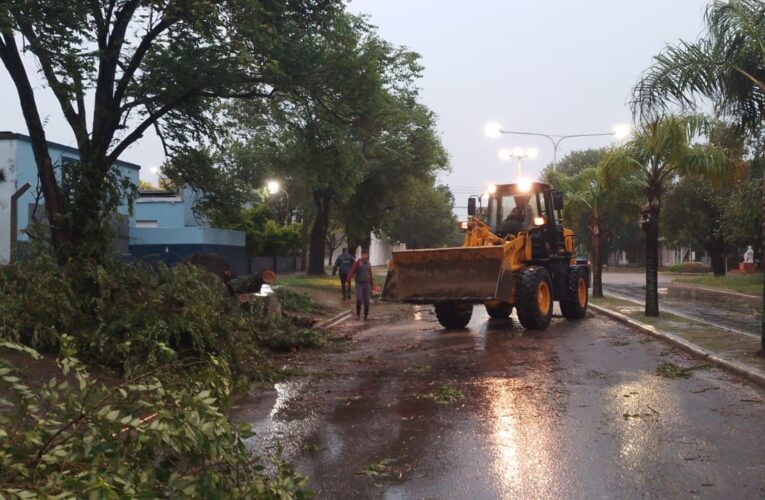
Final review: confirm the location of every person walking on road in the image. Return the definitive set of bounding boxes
[346,249,374,320]
[332,247,356,300]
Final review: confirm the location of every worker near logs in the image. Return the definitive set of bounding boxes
[332,247,356,300]
[346,249,374,320]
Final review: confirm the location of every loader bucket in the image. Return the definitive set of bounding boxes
[382,246,505,303]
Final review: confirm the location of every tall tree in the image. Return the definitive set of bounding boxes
[0,0,340,263]
[340,100,448,251]
[218,14,446,274]
[387,183,458,250]
[600,115,729,316]
[631,0,765,345]
[662,180,728,274]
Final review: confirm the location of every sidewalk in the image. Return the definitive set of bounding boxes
[590,295,765,386]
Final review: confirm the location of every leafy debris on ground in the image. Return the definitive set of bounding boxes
[429,385,464,405]
[360,458,394,478]
[403,363,430,375]
[656,362,694,378]
[610,339,630,347]
[655,362,709,379]
[302,442,325,453]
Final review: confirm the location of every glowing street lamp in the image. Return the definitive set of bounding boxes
[486,122,632,170]
[266,180,281,195]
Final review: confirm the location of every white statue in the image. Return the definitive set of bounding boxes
[744,245,754,264]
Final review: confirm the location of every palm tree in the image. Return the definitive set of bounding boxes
[600,115,729,316]
[631,0,765,344]
[552,167,640,298]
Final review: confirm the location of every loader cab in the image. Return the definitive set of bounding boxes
[486,181,551,234]
[485,181,564,256]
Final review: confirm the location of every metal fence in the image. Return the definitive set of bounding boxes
[250,256,299,275]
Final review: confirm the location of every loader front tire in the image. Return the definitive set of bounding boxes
[485,301,513,319]
[560,266,588,320]
[516,267,553,330]
[435,301,473,329]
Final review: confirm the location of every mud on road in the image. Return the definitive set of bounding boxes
[231,302,765,499]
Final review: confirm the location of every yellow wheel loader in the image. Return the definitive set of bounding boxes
[381,180,590,330]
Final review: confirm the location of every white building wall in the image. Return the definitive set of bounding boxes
[0,139,18,263]
[368,233,405,267]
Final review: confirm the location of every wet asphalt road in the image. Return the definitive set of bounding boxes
[232,304,765,499]
[602,273,761,338]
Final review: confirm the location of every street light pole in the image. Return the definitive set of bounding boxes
[499,147,537,177]
[486,123,631,170]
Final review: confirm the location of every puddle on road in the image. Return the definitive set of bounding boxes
[233,379,320,460]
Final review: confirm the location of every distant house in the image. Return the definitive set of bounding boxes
[130,187,248,274]
[348,233,405,267]
[0,131,246,272]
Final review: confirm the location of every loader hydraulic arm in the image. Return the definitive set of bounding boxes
[463,217,506,247]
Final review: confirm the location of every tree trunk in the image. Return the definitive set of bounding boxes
[0,37,69,261]
[308,189,331,275]
[761,165,765,352]
[590,216,603,298]
[300,214,310,272]
[643,195,660,317]
[708,239,726,277]
[68,160,111,260]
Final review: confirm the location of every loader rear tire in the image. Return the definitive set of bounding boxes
[435,301,473,329]
[485,301,513,319]
[560,266,588,320]
[516,267,553,330]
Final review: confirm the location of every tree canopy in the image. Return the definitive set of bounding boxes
[0,0,343,261]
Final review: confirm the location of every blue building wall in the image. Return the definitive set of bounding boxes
[1,132,247,271]
[134,195,186,227]
[5,133,140,240]
[129,227,248,274]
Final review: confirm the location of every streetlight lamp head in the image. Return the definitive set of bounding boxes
[149,166,159,175]
[498,148,512,161]
[485,122,503,139]
[266,180,280,195]
[613,124,632,140]
[526,148,538,159]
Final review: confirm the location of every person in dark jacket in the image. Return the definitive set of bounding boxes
[332,248,356,300]
[346,249,374,320]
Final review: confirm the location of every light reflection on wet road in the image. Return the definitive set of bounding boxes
[231,305,765,499]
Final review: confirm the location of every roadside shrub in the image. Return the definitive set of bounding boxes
[681,262,711,273]
[664,262,711,273]
[0,339,310,498]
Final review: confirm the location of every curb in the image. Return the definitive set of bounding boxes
[589,303,765,388]
[669,281,760,301]
[314,310,353,330]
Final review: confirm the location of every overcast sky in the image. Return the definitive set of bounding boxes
[1,0,710,216]
[346,0,710,216]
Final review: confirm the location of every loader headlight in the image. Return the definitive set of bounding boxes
[517,177,533,193]
[485,183,497,195]
[458,221,469,231]
[534,216,546,226]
